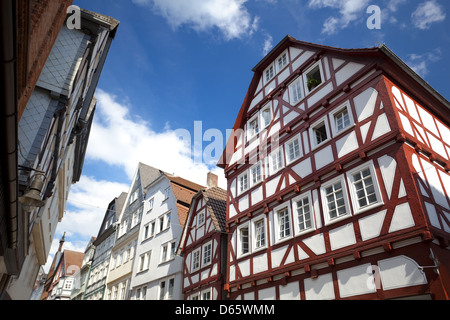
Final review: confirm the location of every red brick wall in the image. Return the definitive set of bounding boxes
[17,0,73,121]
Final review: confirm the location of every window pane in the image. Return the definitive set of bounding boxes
[297,197,312,231]
[352,168,378,209]
[278,208,291,239]
[254,220,265,248]
[241,227,249,254]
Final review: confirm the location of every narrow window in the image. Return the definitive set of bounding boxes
[289,78,303,104]
[278,53,287,70]
[250,163,262,186]
[198,210,205,226]
[240,226,249,255]
[238,172,249,193]
[159,281,166,300]
[287,137,301,163]
[248,117,259,138]
[296,197,312,231]
[325,181,347,219]
[277,208,291,239]
[261,105,271,128]
[254,219,266,249]
[203,242,212,266]
[168,278,174,299]
[269,147,284,175]
[313,121,328,146]
[192,249,200,270]
[265,65,274,82]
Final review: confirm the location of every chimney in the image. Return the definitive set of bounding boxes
[206,172,218,188]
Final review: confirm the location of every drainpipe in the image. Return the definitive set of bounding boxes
[1,0,19,251]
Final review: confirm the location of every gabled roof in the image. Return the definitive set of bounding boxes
[63,250,84,276]
[177,186,227,255]
[203,187,227,232]
[217,35,450,170]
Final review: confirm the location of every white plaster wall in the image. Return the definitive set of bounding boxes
[130,177,184,297]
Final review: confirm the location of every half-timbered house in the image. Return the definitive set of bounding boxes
[218,36,450,300]
[178,173,228,300]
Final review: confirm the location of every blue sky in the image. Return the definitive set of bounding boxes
[46,0,449,270]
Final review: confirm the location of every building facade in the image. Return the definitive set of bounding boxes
[105,163,162,300]
[129,172,203,300]
[1,0,73,300]
[218,36,450,300]
[70,236,96,300]
[1,7,119,300]
[83,193,127,300]
[177,173,228,300]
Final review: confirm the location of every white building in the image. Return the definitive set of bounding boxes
[105,163,162,300]
[130,173,203,300]
[2,9,119,300]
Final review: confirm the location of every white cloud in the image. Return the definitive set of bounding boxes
[308,0,370,35]
[58,176,129,238]
[86,89,226,188]
[406,49,442,78]
[132,0,259,40]
[263,34,273,56]
[412,0,446,30]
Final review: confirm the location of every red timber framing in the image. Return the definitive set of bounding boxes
[178,187,228,300]
[218,35,450,300]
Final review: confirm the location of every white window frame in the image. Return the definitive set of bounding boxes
[202,241,212,267]
[138,250,151,272]
[236,222,250,258]
[251,216,267,252]
[292,191,315,236]
[147,197,154,212]
[249,161,262,188]
[276,50,288,73]
[201,288,212,300]
[260,103,272,129]
[191,247,201,272]
[149,220,156,237]
[160,240,176,264]
[303,61,324,94]
[346,161,383,215]
[329,101,354,137]
[158,277,175,300]
[273,203,293,244]
[267,146,285,176]
[238,170,249,195]
[163,187,170,201]
[285,134,302,165]
[197,209,205,227]
[246,113,260,141]
[264,63,275,84]
[321,175,351,226]
[309,116,331,150]
[288,76,304,106]
[129,190,138,204]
